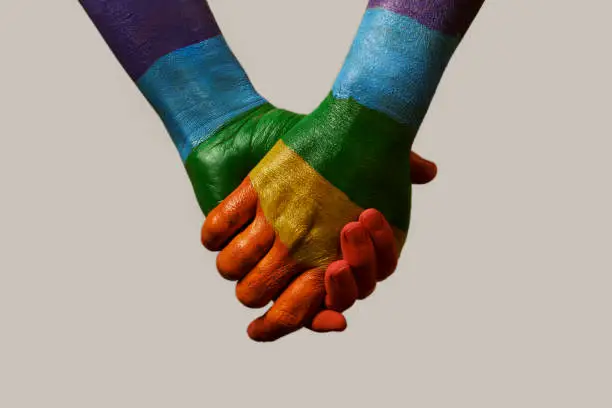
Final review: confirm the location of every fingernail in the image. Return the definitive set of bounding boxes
[346,225,368,245]
[422,157,435,166]
[363,210,385,231]
[330,263,349,282]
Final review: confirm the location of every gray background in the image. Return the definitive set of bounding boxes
[1,0,611,406]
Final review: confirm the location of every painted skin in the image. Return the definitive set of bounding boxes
[202,97,422,341]
[80,0,439,336]
[188,104,438,333]
[203,0,486,341]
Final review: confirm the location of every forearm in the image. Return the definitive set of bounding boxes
[80,0,265,161]
[333,0,485,132]
[275,1,485,232]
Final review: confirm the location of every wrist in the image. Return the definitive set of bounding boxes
[80,0,221,81]
[367,0,485,38]
[137,37,266,161]
[332,7,460,129]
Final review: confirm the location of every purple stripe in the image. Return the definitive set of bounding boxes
[367,0,485,37]
[80,0,221,80]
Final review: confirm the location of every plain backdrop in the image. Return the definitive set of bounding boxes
[1,0,611,407]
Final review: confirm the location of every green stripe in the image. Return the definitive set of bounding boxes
[185,94,417,231]
[185,103,303,214]
[282,94,416,231]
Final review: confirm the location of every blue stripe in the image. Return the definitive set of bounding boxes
[332,8,460,128]
[138,36,266,161]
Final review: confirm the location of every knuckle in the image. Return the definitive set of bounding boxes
[236,283,268,309]
[201,215,228,250]
[268,309,300,329]
[207,212,226,234]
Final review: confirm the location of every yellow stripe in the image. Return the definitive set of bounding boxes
[250,140,406,268]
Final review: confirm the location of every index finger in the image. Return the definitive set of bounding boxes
[201,178,258,251]
[247,268,326,342]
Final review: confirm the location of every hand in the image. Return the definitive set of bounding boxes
[186,106,436,213]
[202,96,423,341]
[309,208,404,334]
[179,96,435,340]
[199,153,435,338]
[306,152,438,334]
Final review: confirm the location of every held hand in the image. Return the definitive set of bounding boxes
[204,171,434,341]
[203,153,436,338]
[202,97,428,341]
[82,0,481,342]
[309,208,403,333]
[309,152,437,334]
